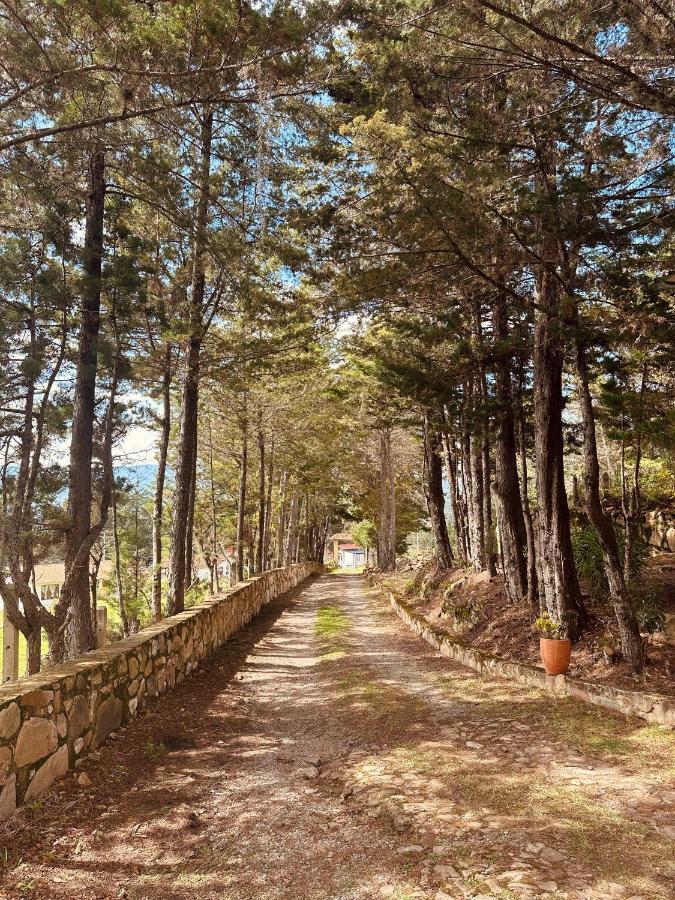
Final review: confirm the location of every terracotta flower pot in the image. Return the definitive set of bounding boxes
[539,637,572,675]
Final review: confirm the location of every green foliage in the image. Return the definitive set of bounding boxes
[631,589,666,635]
[535,613,564,639]
[639,458,675,502]
[99,487,154,628]
[185,580,210,609]
[401,577,416,596]
[572,522,648,596]
[143,740,167,759]
[441,594,477,631]
[351,519,377,550]
[571,524,608,596]
[621,532,649,583]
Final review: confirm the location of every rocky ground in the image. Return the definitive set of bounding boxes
[0,573,673,899]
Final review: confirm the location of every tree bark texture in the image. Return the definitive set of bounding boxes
[423,412,454,571]
[467,379,486,571]
[492,293,528,602]
[236,418,248,580]
[377,427,397,572]
[255,427,265,574]
[152,343,172,621]
[532,246,586,638]
[283,493,299,566]
[574,337,644,671]
[168,108,213,615]
[64,146,105,655]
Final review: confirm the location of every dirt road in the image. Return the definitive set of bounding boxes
[1,574,673,899]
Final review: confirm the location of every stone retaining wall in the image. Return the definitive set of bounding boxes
[384,588,675,729]
[645,509,675,552]
[0,563,320,819]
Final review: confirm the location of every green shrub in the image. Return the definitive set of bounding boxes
[620,530,649,582]
[639,458,675,503]
[571,522,647,596]
[632,589,666,634]
[143,739,167,758]
[534,612,564,638]
[572,524,607,595]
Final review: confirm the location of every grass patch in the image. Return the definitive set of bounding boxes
[315,605,349,638]
[320,646,347,661]
[538,701,675,776]
[143,739,167,759]
[334,666,420,721]
[315,605,350,664]
[433,670,675,778]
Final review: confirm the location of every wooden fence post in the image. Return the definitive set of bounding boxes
[2,609,19,682]
[96,607,107,648]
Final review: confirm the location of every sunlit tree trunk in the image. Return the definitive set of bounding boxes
[64,146,105,655]
[152,343,172,620]
[492,291,528,601]
[168,108,212,615]
[236,415,248,581]
[377,427,397,571]
[112,485,129,637]
[467,378,486,571]
[423,412,454,571]
[574,336,644,670]
[532,224,586,637]
[255,425,265,574]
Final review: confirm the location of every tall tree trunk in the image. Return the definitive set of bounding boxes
[458,403,473,564]
[26,627,41,677]
[276,470,288,568]
[168,336,200,613]
[1,296,45,674]
[492,293,528,602]
[532,243,586,638]
[471,300,497,577]
[574,337,644,671]
[255,426,265,574]
[184,429,197,592]
[283,492,299,566]
[236,416,248,581]
[423,412,454,571]
[152,342,171,621]
[65,146,105,655]
[441,409,468,565]
[294,494,304,563]
[623,361,648,582]
[467,378,486,571]
[377,427,397,572]
[482,428,497,577]
[208,416,220,592]
[517,396,538,607]
[168,108,212,615]
[89,549,101,638]
[263,439,274,570]
[112,485,129,637]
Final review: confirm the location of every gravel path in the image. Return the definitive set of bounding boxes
[1,574,673,899]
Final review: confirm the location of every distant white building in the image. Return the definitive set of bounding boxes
[194,549,236,587]
[33,561,113,602]
[328,532,366,569]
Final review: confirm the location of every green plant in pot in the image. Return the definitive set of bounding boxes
[535,613,572,675]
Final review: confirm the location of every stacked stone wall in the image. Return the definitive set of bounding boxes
[0,563,320,818]
[380,587,675,729]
